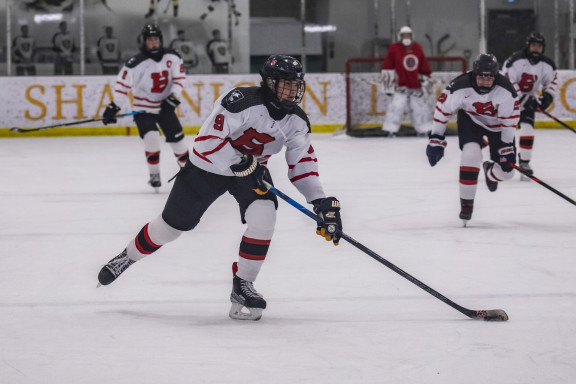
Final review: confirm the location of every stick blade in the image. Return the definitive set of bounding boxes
[474,309,508,321]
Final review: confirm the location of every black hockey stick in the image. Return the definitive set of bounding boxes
[263,181,508,321]
[537,107,576,135]
[10,111,142,133]
[511,163,576,206]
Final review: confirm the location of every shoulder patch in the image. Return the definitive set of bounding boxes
[540,55,557,70]
[163,47,182,59]
[291,107,311,133]
[494,74,517,97]
[221,87,264,113]
[504,51,525,68]
[125,52,148,68]
[447,73,473,93]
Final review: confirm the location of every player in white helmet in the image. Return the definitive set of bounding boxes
[380,26,433,137]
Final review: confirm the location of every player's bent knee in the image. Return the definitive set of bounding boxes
[148,215,184,244]
[244,200,276,239]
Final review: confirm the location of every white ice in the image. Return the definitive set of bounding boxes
[1,131,575,384]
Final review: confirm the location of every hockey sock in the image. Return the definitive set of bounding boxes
[235,200,276,282]
[126,215,183,261]
[459,143,482,200]
[143,131,161,174]
[168,140,189,167]
[518,122,534,162]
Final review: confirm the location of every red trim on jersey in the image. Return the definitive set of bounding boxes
[116,81,131,89]
[173,81,184,88]
[433,118,448,124]
[435,106,452,116]
[115,90,128,96]
[195,135,222,142]
[290,171,319,182]
[134,96,162,105]
[173,76,185,81]
[193,148,213,163]
[241,236,271,245]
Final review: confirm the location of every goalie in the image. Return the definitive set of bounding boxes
[380,26,433,137]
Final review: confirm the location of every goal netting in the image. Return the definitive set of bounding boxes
[345,56,467,136]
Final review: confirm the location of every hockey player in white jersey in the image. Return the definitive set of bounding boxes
[97,55,343,321]
[102,24,189,191]
[426,53,520,225]
[502,32,557,180]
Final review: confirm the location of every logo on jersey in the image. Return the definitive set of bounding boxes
[167,60,172,68]
[226,90,245,105]
[438,93,447,103]
[472,101,498,117]
[518,73,538,92]
[403,53,419,71]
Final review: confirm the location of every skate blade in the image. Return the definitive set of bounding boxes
[229,302,263,321]
[462,219,469,228]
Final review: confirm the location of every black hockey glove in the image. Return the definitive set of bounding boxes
[230,154,271,195]
[102,102,120,125]
[426,134,447,167]
[498,144,516,172]
[163,94,181,110]
[312,197,342,246]
[538,92,553,111]
[523,97,538,113]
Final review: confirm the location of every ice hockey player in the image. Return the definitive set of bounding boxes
[97,55,343,321]
[380,25,433,137]
[102,24,189,191]
[502,32,557,180]
[426,53,520,225]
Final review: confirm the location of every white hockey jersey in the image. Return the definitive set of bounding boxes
[207,39,231,65]
[12,36,35,62]
[97,36,120,63]
[52,32,74,58]
[502,51,557,105]
[433,73,520,143]
[114,48,185,114]
[190,87,326,203]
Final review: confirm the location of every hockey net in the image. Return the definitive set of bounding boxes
[345,56,467,134]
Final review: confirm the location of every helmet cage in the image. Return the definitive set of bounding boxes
[525,32,545,63]
[260,55,306,108]
[472,53,499,94]
[140,24,163,53]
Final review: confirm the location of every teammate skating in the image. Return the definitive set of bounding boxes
[426,53,520,226]
[502,32,557,181]
[102,24,189,191]
[98,55,342,321]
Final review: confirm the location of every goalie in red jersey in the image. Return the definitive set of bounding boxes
[380,26,433,137]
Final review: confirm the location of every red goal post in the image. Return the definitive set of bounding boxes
[345,56,467,132]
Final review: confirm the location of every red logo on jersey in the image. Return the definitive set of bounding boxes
[167,60,172,68]
[150,70,169,93]
[438,93,447,103]
[518,73,538,92]
[472,101,498,117]
[402,53,419,71]
[514,100,520,111]
[229,128,275,156]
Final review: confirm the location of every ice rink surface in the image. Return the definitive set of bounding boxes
[1,130,575,383]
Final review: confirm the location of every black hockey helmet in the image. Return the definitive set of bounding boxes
[140,24,163,52]
[525,31,545,63]
[472,53,499,94]
[260,55,306,110]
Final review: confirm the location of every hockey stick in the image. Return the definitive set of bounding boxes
[537,108,576,135]
[163,0,171,14]
[511,163,576,206]
[263,181,509,321]
[10,111,142,133]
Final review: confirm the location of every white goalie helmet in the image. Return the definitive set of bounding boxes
[398,26,413,46]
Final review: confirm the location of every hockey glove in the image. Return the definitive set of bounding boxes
[102,102,120,125]
[426,134,447,167]
[312,197,342,246]
[498,144,516,172]
[523,97,538,113]
[163,94,181,110]
[538,92,553,111]
[230,154,271,195]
